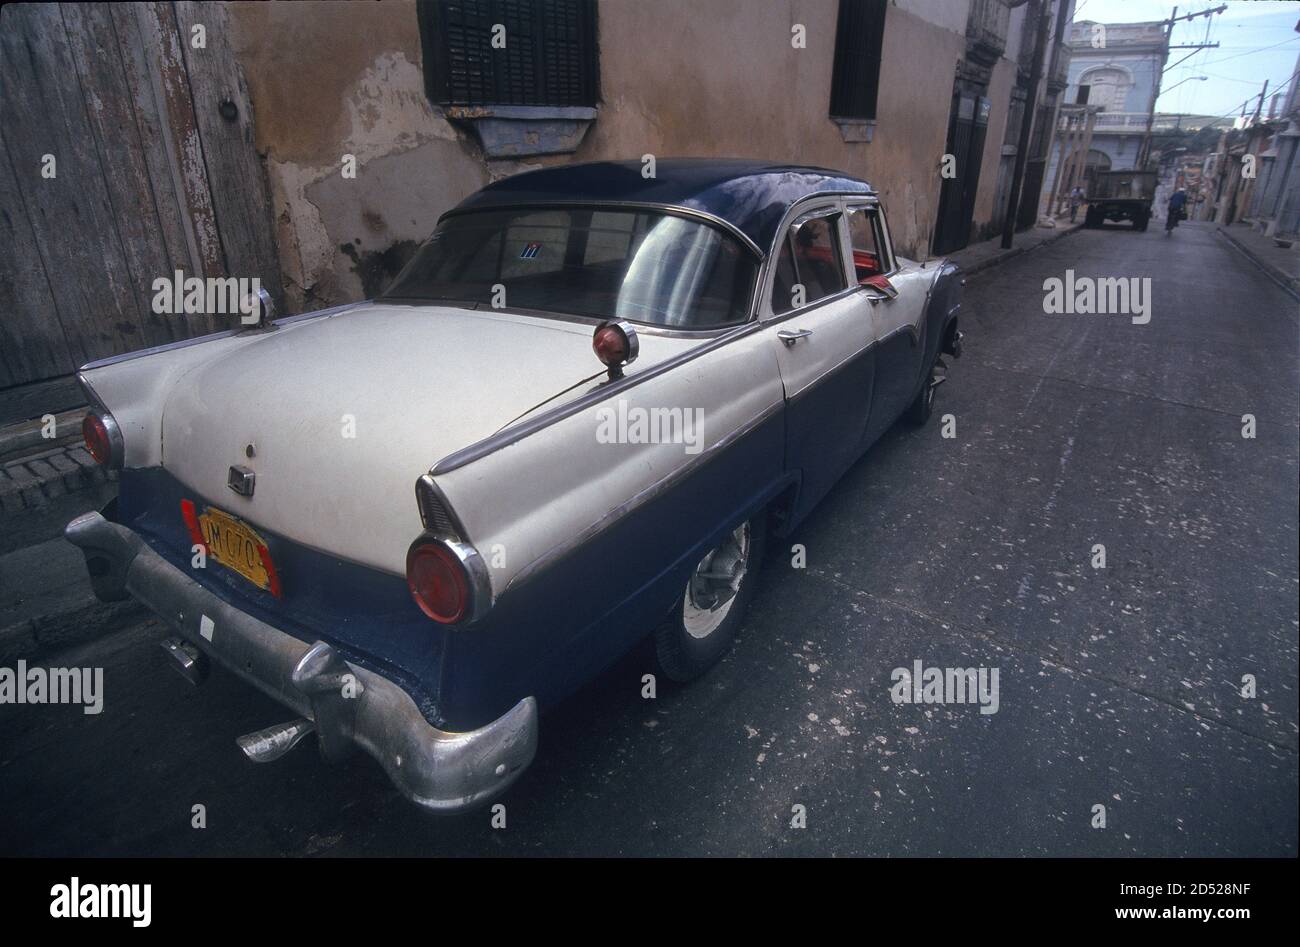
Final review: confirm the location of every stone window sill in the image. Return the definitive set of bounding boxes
[443,105,598,159]
[831,117,876,143]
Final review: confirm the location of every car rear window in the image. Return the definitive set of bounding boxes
[383,208,759,329]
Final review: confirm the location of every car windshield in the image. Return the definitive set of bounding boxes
[382,207,758,329]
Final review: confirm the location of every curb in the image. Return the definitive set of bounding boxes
[0,598,149,666]
[958,224,1083,280]
[0,407,85,463]
[0,444,116,518]
[1215,226,1300,301]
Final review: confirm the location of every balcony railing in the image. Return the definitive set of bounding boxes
[1091,111,1152,130]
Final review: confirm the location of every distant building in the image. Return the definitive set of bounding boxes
[1245,47,1300,235]
[1043,17,1169,204]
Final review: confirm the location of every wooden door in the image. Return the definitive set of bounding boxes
[0,2,281,389]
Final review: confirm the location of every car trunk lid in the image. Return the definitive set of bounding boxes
[158,302,692,574]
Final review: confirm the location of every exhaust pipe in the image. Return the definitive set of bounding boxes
[237,718,316,763]
[159,636,208,685]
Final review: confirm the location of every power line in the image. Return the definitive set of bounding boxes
[1194,63,1300,125]
[1194,68,1288,85]
[1191,34,1300,67]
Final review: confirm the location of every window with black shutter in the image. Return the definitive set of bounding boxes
[420,0,599,108]
[829,0,888,121]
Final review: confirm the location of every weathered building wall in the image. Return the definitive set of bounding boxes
[971,51,1020,238]
[229,0,487,310]
[584,0,967,260]
[229,0,975,311]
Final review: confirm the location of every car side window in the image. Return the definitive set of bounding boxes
[792,214,847,301]
[846,207,884,283]
[771,212,847,314]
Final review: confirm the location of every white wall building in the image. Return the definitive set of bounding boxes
[1042,18,1168,199]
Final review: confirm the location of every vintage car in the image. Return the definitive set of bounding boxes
[66,159,963,812]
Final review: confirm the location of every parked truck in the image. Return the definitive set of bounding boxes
[1083,170,1157,231]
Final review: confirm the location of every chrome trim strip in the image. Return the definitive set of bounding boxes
[75,371,106,412]
[79,330,238,372]
[502,400,785,596]
[272,301,363,326]
[876,321,920,348]
[98,410,126,471]
[77,301,363,372]
[408,533,494,624]
[438,200,766,258]
[785,336,878,405]
[762,283,862,329]
[76,374,125,469]
[415,474,470,542]
[380,300,748,339]
[429,319,764,476]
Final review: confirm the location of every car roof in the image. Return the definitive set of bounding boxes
[446,158,875,255]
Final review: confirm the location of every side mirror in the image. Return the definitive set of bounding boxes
[862,274,898,301]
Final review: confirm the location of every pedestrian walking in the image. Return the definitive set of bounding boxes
[1069,185,1085,223]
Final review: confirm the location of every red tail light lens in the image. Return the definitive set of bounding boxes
[592,320,638,372]
[593,324,628,367]
[406,540,470,623]
[82,412,121,467]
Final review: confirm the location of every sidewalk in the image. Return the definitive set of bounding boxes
[1216,222,1300,298]
[0,375,98,520]
[945,219,1083,278]
[0,535,144,664]
[0,381,128,661]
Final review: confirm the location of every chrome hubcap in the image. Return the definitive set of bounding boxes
[683,522,750,639]
[926,358,947,409]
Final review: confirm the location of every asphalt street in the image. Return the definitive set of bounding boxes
[1,221,1296,856]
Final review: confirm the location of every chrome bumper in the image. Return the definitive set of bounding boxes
[64,511,537,813]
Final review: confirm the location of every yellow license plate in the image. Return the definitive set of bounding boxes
[198,507,273,592]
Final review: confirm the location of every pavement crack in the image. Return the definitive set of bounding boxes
[802,566,1298,755]
[970,361,1251,420]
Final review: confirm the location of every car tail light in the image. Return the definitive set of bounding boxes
[406,539,471,624]
[592,320,639,377]
[82,411,123,468]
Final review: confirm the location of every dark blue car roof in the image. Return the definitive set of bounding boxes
[446,158,875,256]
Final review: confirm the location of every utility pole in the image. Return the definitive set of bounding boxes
[1139,4,1225,167]
[1065,106,1098,200]
[1001,0,1052,249]
[1046,107,1079,217]
[1251,79,1270,124]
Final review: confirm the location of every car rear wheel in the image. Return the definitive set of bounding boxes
[905,356,944,426]
[654,514,767,682]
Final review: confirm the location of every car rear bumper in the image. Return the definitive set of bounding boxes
[64,510,537,813]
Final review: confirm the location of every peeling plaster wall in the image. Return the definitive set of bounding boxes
[229,0,982,310]
[228,0,490,307]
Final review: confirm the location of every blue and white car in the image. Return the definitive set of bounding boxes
[67,159,963,812]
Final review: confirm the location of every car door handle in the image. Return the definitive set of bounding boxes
[778,328,813,347]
